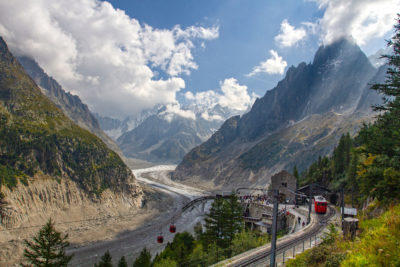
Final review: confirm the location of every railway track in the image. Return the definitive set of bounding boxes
[230,205,337,267]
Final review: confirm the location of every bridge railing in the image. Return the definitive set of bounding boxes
[181,196,215,212]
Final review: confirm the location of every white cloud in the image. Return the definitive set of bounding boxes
[185,78,258,121]
[0,0,218,119]
[275,19,307,47]
[185,90,219,109]
[313,0,400,46]
[201,111,223,121]
[161,102,196,122]
[247,50,287,76]
[218,78,255,111]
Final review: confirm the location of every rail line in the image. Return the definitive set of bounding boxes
[230,205,336,267]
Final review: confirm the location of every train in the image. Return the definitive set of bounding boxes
[314,195,327,214]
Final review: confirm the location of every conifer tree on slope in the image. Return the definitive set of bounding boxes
[94,250,113,267]
[222,194,244,248]
[357,15,400,201]
[117,256,127,267]
[132,247,151,267]
[204,194,244,249]
[204,197,225,248]
[22,219,72,267]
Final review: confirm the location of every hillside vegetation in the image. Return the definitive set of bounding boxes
[287,16,400,266]
[0,36,135,195]
[287,204,400,267]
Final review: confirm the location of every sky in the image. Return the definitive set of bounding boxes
[0,0,399,120]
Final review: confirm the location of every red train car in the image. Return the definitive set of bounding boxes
[314,195,327,214]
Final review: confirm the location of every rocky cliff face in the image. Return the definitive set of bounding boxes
[16,56,121,154]
[1,174,142,228]
[0,174,143,265]
[173,39,382,190]
[0,36,143,228]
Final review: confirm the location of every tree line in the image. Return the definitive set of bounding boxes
[296,15,400,205]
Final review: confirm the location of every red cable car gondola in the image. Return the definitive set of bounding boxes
[169,224,176,233]
[157,235,164,243]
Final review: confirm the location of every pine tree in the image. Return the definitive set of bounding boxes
[344,133,352,169]
[333,134,346,176]
[356,14,400,202]
[203,197,225,248]
[22,219,73,267]
[372,16,400,112]
[222,194,244,249]
[94,250,113,267]
[346,151,359,206]
[117,256,127,267]
[153,232,195,266]
[204,194,244,250]
[133,247,151,267]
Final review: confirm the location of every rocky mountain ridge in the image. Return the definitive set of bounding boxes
[17,56,121,154]
[0,36,143,226]
[116,111,220,163]
[173,38,383,190]
[96,100,250,164]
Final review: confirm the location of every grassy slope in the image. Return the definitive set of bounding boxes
[287,203,400,266]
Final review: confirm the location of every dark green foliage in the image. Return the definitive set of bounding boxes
[133,247,151,267]
[332,133,352,177]
[0,164,27,188]
[354,15,400,203]
[357,123,400,202]
[117,256,127,267]
[371,16,400,112]
[299,155,333,187]
[22,219,73,267]
[230,230,270,257]
[222,194,245,249]
[346,150,359,205]
[203,195,244,251]
[153,232,195,266]
[199,194,245,261]
[94,250,113,267]
[299,133,357,194]
[149,195,257,267]
[193,221,203,241]
[203,197,225,248]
